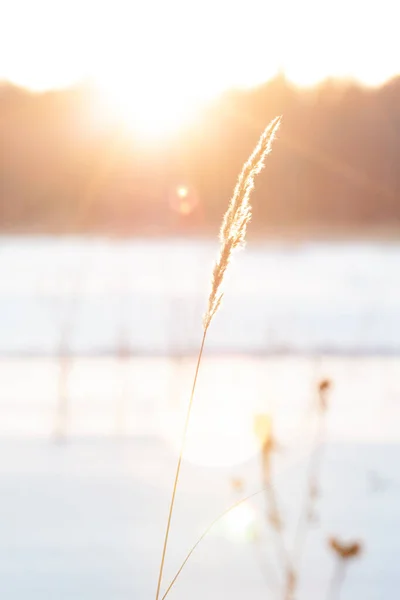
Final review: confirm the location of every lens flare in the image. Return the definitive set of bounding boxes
[169,185,199,216]
[222,504,258,543]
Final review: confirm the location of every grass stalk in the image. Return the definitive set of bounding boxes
[161,485,276,600]
[260,439,293,592]
[155,116,281,600]
[155,327,207,600]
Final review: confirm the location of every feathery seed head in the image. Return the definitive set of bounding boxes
[204,116,281,330]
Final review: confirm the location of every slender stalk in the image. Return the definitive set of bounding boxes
[53,266,85,441]
[293,408,326,564]
[258,436,294,598]
[155,116,280,600]
[327,559,346,600]
[267,482,296,600]
[261,446,292,581]
[286,383,329,599]
[252,532,279,594]
[161,485,275,600]
[155,327,208,600]
[54,353,71,440]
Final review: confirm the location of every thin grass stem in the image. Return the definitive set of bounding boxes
[259,437,294,598]
[155,327,208,600]
[155,116,280,600]
[161,485,276,600]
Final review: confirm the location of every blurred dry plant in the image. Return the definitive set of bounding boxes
[52,265,87,441]
[192,371,361,600]
[155,116,281,600]
[254,414,294,585]
[328,537,363,600]
[281,377,332,599]
[153,162,363,600]
[242,379,334,600]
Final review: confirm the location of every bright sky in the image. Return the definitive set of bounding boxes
[1,0,399,134]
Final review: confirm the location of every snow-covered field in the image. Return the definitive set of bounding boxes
[1,235,400,354]
[0,236,399,599]
[0,436,398,600]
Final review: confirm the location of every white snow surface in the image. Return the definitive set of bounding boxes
[0,235,399,354]
[0,236,399,599]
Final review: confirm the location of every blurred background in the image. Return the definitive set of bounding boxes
[1,1,400,599]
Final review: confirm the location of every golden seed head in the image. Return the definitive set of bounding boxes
[203,116,281,330]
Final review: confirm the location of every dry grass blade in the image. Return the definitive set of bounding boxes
[204,115,281,329]
[161,486,272,600]
[155,115,281,600]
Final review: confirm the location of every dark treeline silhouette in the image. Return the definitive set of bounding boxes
[1,75,400,236]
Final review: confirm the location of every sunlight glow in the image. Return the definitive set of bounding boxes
[93,76,206,138]
[222,504,257,543]
[0,0,399,136]
[159,361,266,468]
[178,202,192,216]
[161,404,262,468]
[177,187,189,199]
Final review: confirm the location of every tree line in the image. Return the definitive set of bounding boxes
[1,75,400,236]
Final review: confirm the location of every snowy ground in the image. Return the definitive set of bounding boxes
[0,355,398,599]
[1,235,400,354]
[0,436,398,600]
[0,236,399,599]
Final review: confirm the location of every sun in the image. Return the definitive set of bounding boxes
[1,0,397,140]
[92,73,208,140]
